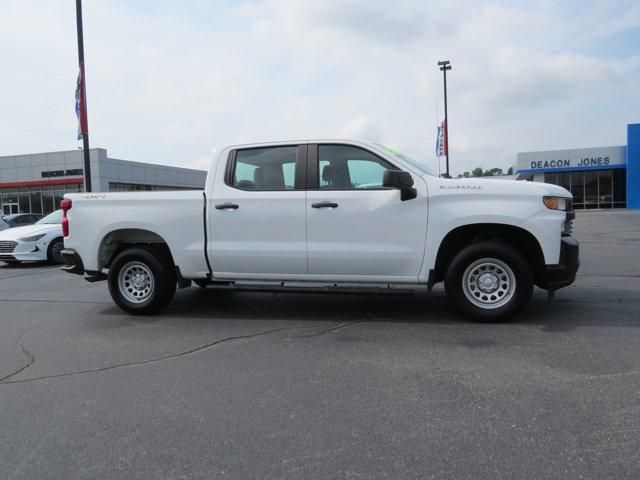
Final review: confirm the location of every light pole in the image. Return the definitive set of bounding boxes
[76,0,92,191]
[438,60,452,178]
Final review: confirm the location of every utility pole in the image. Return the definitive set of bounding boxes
[437,60,452,178]
[76,0,92,191]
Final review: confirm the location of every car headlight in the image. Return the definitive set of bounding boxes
[18,233,46,242]
[543,196,569,211]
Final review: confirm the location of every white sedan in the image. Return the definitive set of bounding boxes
[0,210,65,265]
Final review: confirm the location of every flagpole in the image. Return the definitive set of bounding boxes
[438,60,452,178]
[435,101,441,177]
[76,0,92,192]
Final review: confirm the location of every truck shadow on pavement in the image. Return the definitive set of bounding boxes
[0,261,51,270]
[98,284,639,333]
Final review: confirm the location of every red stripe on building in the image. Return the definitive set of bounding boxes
[0,177,85,189]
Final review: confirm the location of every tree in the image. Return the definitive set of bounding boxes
[483,168,503,176]
[463,171,470,178]
[507,166,513,175]
[471,167,483,177]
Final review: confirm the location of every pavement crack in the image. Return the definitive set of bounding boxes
[0,321,365,386]
[297,320,366,338]
[0,333,35,383]
[0,267,60,281]
[578,273,640,278]
[0,298,111,305]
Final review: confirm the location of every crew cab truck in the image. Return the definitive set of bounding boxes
[60,140,579,322]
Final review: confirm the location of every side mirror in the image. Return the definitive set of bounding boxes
[383,170,417,201]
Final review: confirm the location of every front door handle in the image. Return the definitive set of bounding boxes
[311,202,339,209]
[215,203,239,210]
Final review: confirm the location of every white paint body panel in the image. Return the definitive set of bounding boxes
[209,156,307,274]
[63,139,571,285]
[64,191,208,277]
[420,176,569,280]
[306,182,428,280]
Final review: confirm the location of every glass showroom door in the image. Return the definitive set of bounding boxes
[2,204,19,215]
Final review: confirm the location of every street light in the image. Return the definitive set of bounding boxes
[438,60,452,178]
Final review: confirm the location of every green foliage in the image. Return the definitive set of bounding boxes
[467,167,510,177]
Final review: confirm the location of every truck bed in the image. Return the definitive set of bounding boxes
[63,190,210,278]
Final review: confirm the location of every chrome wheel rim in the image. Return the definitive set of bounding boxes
[462,258,516,309]
[51,241,64,264]
[118,261,155,304]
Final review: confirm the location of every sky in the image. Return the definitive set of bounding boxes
[1,0,639,175]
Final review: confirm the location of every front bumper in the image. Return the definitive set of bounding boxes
[539,235,580,291]
[0,240,48,262]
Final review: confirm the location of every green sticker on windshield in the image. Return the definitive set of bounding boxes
[375,143,398,156]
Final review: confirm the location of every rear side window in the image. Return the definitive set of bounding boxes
[318,145,394,190]
[14,216,32,225]
[231,146,298,191]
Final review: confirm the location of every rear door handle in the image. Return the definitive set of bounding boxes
[215,203,239,210]
[311,202,339,209]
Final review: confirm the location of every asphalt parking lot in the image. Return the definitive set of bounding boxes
[1,210,640,479]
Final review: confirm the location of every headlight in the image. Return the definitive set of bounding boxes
[543,196,569,211]
[18,233,46,242]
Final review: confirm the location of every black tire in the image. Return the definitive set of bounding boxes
[47,238,65,265]
[108,247,176,315]
[444,241,533,322]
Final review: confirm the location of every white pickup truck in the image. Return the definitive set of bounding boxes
[61,140,579,321]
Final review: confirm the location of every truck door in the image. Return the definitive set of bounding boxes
[306,144,428,281]
[209,144,308,277]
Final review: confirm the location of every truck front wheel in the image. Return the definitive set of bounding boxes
[444,242,533,322]
[108,247,176,315]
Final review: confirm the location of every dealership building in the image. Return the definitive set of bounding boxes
[0,148,206,215]
[516,123,640,209]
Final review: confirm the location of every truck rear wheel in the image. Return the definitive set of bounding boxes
[108,247,176,315]
[444,241,533,322]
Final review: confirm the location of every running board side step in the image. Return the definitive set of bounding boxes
[200,282,417,296]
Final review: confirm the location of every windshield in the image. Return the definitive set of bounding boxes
[372,143,437,177]
[36,210,62,225]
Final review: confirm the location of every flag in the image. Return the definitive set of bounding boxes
[75,63,88,140]
[436,118,447,157]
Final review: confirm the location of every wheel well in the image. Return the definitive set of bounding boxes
[47,237,64,253]
[432,224,545,286]
[98,229,174,269]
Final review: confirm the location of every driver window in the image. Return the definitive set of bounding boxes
[318,145,394,190]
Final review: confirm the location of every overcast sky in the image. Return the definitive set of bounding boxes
[1,0,639,175]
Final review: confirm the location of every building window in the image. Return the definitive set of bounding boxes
[108,182,201,192]
[598,170,613,209]
[584,171,598,209]
[544,172,558,185]
[544,169,626,209]
[1,184,83,214]
[613,169,627,208]
[29,189,43,214]
[42,190,54,214]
